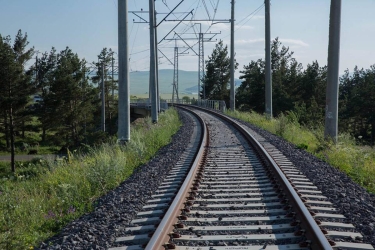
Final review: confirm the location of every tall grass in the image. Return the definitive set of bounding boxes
[227,110,375,194]
[0,108,181,249]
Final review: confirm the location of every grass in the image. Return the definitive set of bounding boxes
[226,110,375,194]
[0,108,181,249]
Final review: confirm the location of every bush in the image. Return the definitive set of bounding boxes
[0,108,181,248]
[226,109,375,194]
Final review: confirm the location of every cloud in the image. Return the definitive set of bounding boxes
[251,15,265,20]
[235,25,254,30]
[236,38,264,45]
[208,22,230,32]
[279,39,309,47]
[234,38,309,49]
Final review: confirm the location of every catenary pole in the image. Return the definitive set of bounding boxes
[149,0,158,122]
[118,0,130,142]
[265,0,272,118]
[230,0,235,111]
[101,63,106,132]
[324,0,341,142]
[198,26,201,101]
[154,5,160,112]
[111,53,114,100]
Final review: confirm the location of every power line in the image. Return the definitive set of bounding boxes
[221,3,264,39]
[202,0,211,20]
[130,14,142,56]
[236,3,264,26]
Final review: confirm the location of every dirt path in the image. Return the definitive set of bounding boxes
[0,154,65,162]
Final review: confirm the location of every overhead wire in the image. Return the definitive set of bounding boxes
[204,0,220,33]
[202,0,211,20]
[236,3,264,26]
[130,13,142,57]
[220,3,264,39]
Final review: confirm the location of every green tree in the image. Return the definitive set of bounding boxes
[236,59,265,112]
[0,30,34,172]
[201,40,238,105]
[271,38,302,115]
[293,61,327,126]
[339,66,375,145]
[47,47,97,147]
[92,48,118,134]
[237,38,303,116]
[30,48,58,143]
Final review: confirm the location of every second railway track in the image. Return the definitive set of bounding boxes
[110,106,374,250]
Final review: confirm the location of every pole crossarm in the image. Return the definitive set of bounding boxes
[164,19,229,22]
[174,32,198,56]
[165,37,215,41]
[158,49,174,65]
[158,10,193,44]
[157,0,185,27]
[130,12,148,23]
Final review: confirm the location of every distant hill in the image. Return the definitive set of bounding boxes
[184,79,242,94]
[128,69,199,95]
[91,69,242,98]
[129,69,242,95]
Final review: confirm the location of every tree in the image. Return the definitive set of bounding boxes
[293,61,327,126]
[201,40,238,106]
[236,59,265,112]
[91,48,118,134]
[0,30,34,172]
[339,66,375,145]
[47,47,97,147]
[30,48,58,143]
[237,38,303,116]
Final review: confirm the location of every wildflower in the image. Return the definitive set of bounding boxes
[44,210,56,220]
[68,206,76,214]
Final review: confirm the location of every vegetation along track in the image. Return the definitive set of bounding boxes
[110,106,374,250]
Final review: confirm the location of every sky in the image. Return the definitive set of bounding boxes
[1,0,375,79]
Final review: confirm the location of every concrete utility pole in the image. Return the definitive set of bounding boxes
[111,53,114,100]
[118,0,130,142]
[229,0,235,111]
[324,0,342,142]
[149,0,158,123]
[101,63,106,132]
[154,7,160,112]
[265,0,272,118]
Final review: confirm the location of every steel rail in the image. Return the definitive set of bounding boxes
[182,105,333,250]
[145,106,208,250]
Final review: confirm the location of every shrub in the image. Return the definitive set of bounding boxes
[0,108,181,248]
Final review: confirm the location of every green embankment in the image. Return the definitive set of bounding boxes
[0,108,181,249]
[227,110,375,194]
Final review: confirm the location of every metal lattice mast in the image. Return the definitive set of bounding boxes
[199,32,205,99]
[172,45,179,102]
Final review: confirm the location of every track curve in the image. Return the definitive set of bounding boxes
[110,106,374,250]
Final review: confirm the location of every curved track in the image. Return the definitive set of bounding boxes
[110,106,374,250]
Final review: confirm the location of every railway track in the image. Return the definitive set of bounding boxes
[110,106,374,250]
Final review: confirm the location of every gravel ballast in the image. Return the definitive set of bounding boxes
[38,110,195,249]
[235,118,375,247]
[38,108,375,249]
